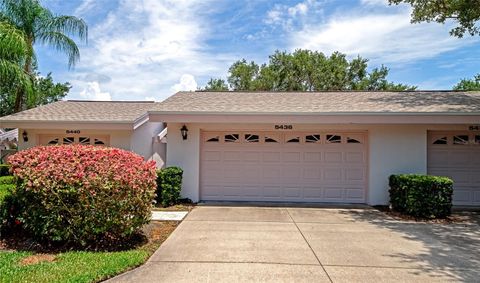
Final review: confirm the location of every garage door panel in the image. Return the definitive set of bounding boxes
[201,131,367,203]
[428,132,480,206]
[284,187,303,198]
[324,152,343,162]
[263,152,281,162]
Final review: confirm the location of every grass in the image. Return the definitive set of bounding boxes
[0,247,153,283]
[0,180,179,283]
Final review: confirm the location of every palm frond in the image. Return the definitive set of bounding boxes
[0,20,28,63]
[43,15,88,43]
[37,31,79,68]
[0,58,33,93]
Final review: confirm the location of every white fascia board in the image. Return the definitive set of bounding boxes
[148,112,480,124]
[0,120,135,130]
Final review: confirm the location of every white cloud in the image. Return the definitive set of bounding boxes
[66,0,233,101]
[79,81,112,101]
[288,3,308,16]
[171,74,198,92]
[144,96,157,101]
[360,0,388,6]
[290,11,478,64]
[74,0,96,16]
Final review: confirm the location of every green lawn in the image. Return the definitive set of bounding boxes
[0,246,155,283]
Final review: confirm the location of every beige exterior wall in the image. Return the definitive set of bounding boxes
[166,122,475,205]
[131,122,166,168]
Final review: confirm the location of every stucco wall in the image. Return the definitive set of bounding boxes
[131,122,166,168]
[166,122,474,205]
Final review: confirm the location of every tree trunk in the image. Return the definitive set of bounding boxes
[13,37,33,113]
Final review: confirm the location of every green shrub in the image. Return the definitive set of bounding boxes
[0,164,11,176]
[0,184,14,203]
[389,174,454,218]
[156,167,183,207]
[0,176,14,185]
[2,145,157,246]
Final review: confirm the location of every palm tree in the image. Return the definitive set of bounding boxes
[0,0,87,112]
[0,20,33,102]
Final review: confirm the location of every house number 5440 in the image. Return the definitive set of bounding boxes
[274,125,293,130]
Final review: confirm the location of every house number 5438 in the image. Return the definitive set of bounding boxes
[274,125,293,130]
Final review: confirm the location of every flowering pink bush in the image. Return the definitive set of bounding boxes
[5,145,157,246]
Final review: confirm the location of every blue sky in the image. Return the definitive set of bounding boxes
[38,0,480,101]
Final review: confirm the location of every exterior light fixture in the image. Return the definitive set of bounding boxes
[22,130,28,142]
[180,125,188,140]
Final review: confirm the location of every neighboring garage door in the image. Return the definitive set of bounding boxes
[428,132,480,206]
[200,131,368,203]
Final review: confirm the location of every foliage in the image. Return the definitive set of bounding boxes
[389,0,480,37]
[0,72,70,116]
[3,145,157,246]
[0,164,11,176]
[202,50,415,91]
[0,175,14,185]
[389,174,454,218]
[453,73,480,90]
[203,78,229,91]
[0,0,87,112]
[156,166,183,207]
[0,20,33,103]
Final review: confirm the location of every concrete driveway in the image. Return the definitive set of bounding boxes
[110,206,480,282]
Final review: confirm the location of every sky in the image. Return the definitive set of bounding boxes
[37,0,480,101]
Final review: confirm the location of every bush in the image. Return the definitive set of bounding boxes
[156,167,183,207]
[389,174,454,218]
[0,164,11,176]
[2,145,157,246]
[0,176,14,185]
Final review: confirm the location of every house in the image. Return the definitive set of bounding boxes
[0,100,166,167]
[1,91,479,206]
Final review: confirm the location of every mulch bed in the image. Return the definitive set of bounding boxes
[374,205,479,224]
[0,221,178,253]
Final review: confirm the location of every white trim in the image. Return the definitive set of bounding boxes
[156,127,168,143]
[149,113,480,124]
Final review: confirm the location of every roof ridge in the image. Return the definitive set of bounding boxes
[66,100,156,103]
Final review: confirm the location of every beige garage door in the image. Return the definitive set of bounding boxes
[200,131,368,203]
[428,132,480,206]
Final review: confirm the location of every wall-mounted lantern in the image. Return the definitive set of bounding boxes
[180,125,188,140]
[22,130,28,142]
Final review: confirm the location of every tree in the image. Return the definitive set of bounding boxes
[0,72,70,116]
[0,20,32,103]
[202,49,416,91]
[389,0,480,37]
[203,78,229,91]
[453,73,480,90]
[0,0,87,112]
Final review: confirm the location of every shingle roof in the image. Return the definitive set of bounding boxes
[0,100,156,123]
[151,91,480,114]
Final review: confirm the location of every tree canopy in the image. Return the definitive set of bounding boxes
[202,50,416,91]
[453,73,480,90]
[389,0,480,37]
[0,0,87,112]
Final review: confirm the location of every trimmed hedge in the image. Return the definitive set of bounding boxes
[0,164,11,176]
[1,145,157,246]
[389,174,454,218]
[156,167,183,207]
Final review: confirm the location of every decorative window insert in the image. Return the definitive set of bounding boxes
[453,135,469,145]
[475,135,480,145]
[347,136,362,144]
[432,136,448,145]
[79,137,90,145]
[326,134,342,144]
[305,134,321,143]
[285,134,300,143]
[47,138,59,145]
[264,135,280,143]
[245,134,259,143]
[205,135,220,142]
[224,134,240,143]
[63,137,74,145]
[94,138,106,146]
